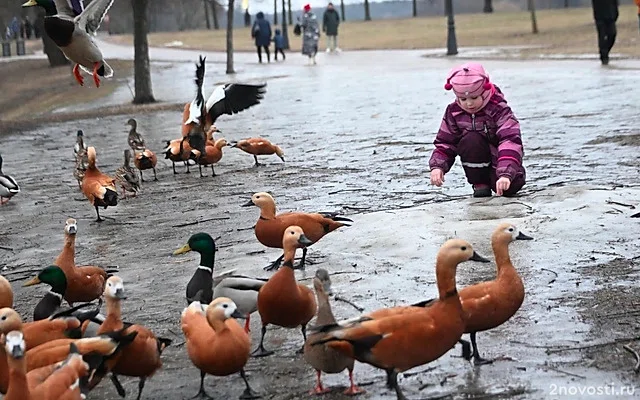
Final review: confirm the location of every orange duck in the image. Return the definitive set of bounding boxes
[230,137,285,167]
[134,149,158,182]
[192,138,228,177]
[181,298,260,399]
[3,331,90,400]
[94,276,172,399]
[242,192,353,271]
[0,307,84,351]
[23,219,113,306]
[0,274,13,308]
[81,146,118,222]
[163,138,197,174]
[310,239,489,400]
[252,226,316,357]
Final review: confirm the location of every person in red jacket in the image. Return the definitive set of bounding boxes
[635,0,640,34]
[429,63,526,198]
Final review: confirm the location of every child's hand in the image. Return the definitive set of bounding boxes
[430,169,444,187]
[496,177,511,196]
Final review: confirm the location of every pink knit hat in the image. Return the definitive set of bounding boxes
[444,63,494,110]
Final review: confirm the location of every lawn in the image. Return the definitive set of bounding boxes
[105,5,640,57]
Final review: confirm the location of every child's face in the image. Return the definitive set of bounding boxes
[457,95,483,112]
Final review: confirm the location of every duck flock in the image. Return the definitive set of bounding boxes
[0,1,536,399]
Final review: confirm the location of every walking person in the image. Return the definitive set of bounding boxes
[251,11,272,63]
[273,29,286,61]
[591,0,619,65]
[322,2,341,52]
[297,4,320,65]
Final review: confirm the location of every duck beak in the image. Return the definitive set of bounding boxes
[114,289,127,300]
[22,0,37,6]
[241,200,254,207]
[470,251,491,263]
[173,244,192,255]
[297,234,314,247]
[516,232,533,240]
[23,276,41,287]
[10,344,24,359]
[231,310,245,319]
[67,225,77,235]
[323,282,333,296]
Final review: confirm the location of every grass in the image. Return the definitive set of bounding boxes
[0,59,135,124]
[105,5,640,57]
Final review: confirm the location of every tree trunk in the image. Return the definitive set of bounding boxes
[131,0,155,104]
[36,9,68,67]
[273,0,278,25]
[528,0,538,34]
[226,0,235,74]
[211,1,220,30]
[483,0,493,13]
[203,0,211,29]
[340,0,345,21]
[364,0,371,21]
[287,0,292,25]
[564,0,569,7]
[412,0,417,17]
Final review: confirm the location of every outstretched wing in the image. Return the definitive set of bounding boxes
[76,0,114,34]
[205,83,267,124]
[52,0,77,18]
[183,56,208,155]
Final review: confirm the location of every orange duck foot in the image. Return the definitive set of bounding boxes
[73,64,84,86]
[344,371,365,396]
[92,62,101,88]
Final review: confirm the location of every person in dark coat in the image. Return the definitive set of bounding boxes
[251,11,272,63]
[591,0,619,65]
[245,9,251,27]
[322,2,341,52]
[273,29,286,61]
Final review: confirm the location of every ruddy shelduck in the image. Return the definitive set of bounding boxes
[230,137,285,167]
[81,146,118,222]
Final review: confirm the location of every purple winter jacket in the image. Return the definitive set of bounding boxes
[428,86,524,181]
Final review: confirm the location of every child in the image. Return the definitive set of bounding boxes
[273,29,286,61]
[429,62,526,198]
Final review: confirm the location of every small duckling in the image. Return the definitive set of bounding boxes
[114,150,141,199]
[181,298,260,400]
[230,138,285,167]
[0,153,20,205]
[126,119,146,152]
[304,269,364,396]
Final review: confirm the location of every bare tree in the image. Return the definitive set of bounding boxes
[287,0,292,24]
[172,0,201,31]
[131,0,155,104]
[412,0,417,17]
[203,0,211,29]
[226,0,235,74]
[210,0,220,30]
[273,0,278,24]
[364,0,371,21]
[528,0,538,34]
[340,0,345,21]
[483,0,493,13]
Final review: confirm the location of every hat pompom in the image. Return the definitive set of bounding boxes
[483,80,492,90]
[444,82,453,90]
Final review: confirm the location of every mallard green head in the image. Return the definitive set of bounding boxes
[22,0,57,15]
[173,233,216,255]
[23,265,67,295]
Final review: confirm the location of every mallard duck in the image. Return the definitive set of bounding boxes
[182,56,267,137]
[73,146,88,190]
[230,138,285,167]
[126,118,146,151]
[114,150,141,199]
[0,153,20,205]
[212,270,267,333]
[22,0,116,88]
[81,147,118,222]
[73,129,87,158]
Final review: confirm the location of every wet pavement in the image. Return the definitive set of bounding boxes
[1,41,640,400]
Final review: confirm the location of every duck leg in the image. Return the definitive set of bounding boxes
[92,62,101,88]
[140,170,145,182]
[263,254,284,271]
[186,162,191,174]
[153,167,158,181]
[73,64,84,86]
[239,368,261,399]
[343,368,365,395]
[253,155,261,167]
[297,248,309,270]
[94,205,104,223]
[199,164,205,178]
[243,314,251,333]
[387,370,407,400]
[190,370,213,399]
[470,332,493,365]
[250,325,274,357]
[211,165,216,177]
[296,324,307,354]
[310,370,331,394]
[458,338,472,361]
[172,162,177,174]
[135,377,147,400]
[110,373,126,397]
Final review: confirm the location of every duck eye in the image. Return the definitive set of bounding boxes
[222,304,228,308]
[508,228,514,232]
[461,246,467,251]
[1,316,6,321]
